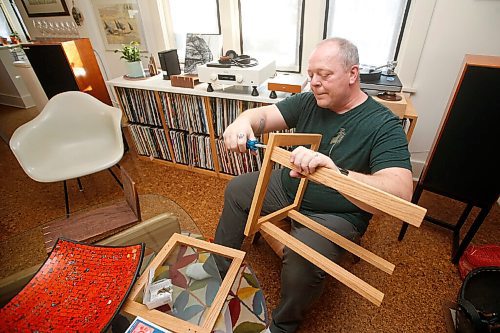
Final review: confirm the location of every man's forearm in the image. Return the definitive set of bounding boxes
[236,105,288,135]
[347,168,413,201]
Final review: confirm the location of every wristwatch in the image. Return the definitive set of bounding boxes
[339,167,349,176]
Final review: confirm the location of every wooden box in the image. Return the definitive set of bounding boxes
[373,93,408,119]
[268,74,308,94]
[170,74,199,88]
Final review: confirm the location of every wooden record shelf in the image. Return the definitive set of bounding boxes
[107,75,417,179]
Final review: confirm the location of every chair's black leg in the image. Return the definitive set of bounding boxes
[399,183,424,241]
[398,223,409,241]
[452,204,474,253]
[122,131,129,153]
[63,180,70,217]
[451,205,493,264]
[108,166,123,189]
[77,178,84,192]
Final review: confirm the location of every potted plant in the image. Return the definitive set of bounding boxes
[115,41,145,78]
[9,31,21,44]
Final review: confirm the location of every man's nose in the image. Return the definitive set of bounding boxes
[310,74,321,86]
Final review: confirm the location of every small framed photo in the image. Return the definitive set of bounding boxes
[20,0,70,17]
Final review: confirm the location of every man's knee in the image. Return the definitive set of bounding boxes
[224,172,258,206]
[281,248,327,290]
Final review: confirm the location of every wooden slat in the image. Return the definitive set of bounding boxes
[42,201,138,252]
[203,96,222,175]
[287,210,395,274]
[259,220,291,258]
[257,204,297,225]
[269,133,322,147]
[202,256,243,330]
[121,167,141,220]
[260,222,384,306]
[245,134,322,237]
[244,135,279,236]
[271,147,426,227]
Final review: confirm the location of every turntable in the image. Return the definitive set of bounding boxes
[197,60,276,96]
[359,61,403,101]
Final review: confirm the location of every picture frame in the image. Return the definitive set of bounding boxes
[122,233,245,333]
[91,0,147,52]
[184,33,223,74]
[20,0,70,17]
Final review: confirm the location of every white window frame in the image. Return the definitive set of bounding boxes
[324,0,410,67]
[238,0,305,72]
[163,0,221,63]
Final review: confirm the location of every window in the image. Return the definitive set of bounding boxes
[167,0,220,61]
[0,4,13,38]
[239,0,304,72]
[325,0,409,66]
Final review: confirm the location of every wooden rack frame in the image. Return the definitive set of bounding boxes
[122,233,245,333]
[245,133,427,306]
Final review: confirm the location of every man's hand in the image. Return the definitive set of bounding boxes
[289,146,339,178]
[223,120,255,154]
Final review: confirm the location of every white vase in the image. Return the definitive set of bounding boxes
[125,61,145,78]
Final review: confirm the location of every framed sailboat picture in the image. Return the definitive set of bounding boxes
[92,0,147,51]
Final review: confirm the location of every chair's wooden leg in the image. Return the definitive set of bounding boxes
[63,180,70,218]
[77,178,83,192]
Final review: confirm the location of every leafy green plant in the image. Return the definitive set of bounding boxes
[114,41,144,62]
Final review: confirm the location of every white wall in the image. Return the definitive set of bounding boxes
[400,0,500,177]
[11,0,500,178]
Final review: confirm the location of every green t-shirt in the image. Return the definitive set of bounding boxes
[276,92,411,233]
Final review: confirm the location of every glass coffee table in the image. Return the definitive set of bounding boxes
[0,194,268,333]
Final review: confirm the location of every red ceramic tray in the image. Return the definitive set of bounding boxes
[0,238,144,332]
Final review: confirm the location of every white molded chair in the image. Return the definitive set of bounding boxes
[9,91,124,216]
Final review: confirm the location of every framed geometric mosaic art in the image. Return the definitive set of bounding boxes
[122,233,245,333]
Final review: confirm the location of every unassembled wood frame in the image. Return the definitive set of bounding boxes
[245,133,427,306]
[122,233,245,333]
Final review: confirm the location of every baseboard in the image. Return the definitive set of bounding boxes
[411,158,425,181]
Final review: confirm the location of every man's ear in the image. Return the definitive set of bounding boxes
[349,65,359,85]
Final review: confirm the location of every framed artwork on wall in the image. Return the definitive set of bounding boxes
[20,0,70,17]
[91,0,147,52]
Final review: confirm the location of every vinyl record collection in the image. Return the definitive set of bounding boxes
[115,87,273,176]
[215,138,262,175]
[128,124,172,161]
[158,92,209,134]
[116,87,162,126]
[210,98,264,137]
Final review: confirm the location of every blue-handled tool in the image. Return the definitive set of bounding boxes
[246,139,266,151]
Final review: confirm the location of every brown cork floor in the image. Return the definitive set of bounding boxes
[1,106,498,333]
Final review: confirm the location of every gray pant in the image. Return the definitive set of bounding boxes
[213,170,361,333]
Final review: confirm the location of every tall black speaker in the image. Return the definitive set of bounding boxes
[158,49,181,80]
[399,55,500,263]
